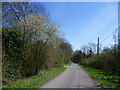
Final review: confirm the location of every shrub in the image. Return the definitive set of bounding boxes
[82,49,120,75]
[2,28,23,84]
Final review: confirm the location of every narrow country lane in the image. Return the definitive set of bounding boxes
[41,64,99,88]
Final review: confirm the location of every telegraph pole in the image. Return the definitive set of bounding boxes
[118,1,120,46]
[97,37,99,55]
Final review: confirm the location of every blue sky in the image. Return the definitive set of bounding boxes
[41,2,118,51]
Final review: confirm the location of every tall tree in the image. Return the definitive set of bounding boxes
[2,2,46,27]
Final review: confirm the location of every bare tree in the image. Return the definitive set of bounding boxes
[81,45,89,55]
[2,2,46,27]
[88,42,97,54]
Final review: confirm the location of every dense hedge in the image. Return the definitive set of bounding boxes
[72,46,120,75]
[81,48,120,75]
[2,28,23,84]
[2,28,72,85]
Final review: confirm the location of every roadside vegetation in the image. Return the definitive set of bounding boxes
[3,67,66,88]
[64,64,71,66]
[2,2,73,86]
[72,42,120,88]
[2,2,120,89]
[80,65,120,88]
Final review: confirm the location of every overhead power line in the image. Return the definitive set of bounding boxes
[100,28,118,43]
[101,15,118,39]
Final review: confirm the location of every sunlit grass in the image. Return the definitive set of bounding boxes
[64,63,71,66]
[80,65,120,88]
[3,67,66,88]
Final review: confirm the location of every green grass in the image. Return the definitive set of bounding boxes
[2,67,66,88]
[80,65,120,88]
[64,63,71,66]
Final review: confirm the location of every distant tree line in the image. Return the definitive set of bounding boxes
[2,2,73,85]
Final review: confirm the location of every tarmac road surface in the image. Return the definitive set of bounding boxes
[41,64,99,88]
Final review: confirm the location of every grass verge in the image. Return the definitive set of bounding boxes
[80,65,120,88]
[2,67,66,88]
[64,63,71,66]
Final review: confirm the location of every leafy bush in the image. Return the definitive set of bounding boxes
[82,48,120,75]
[2,28,23,84]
